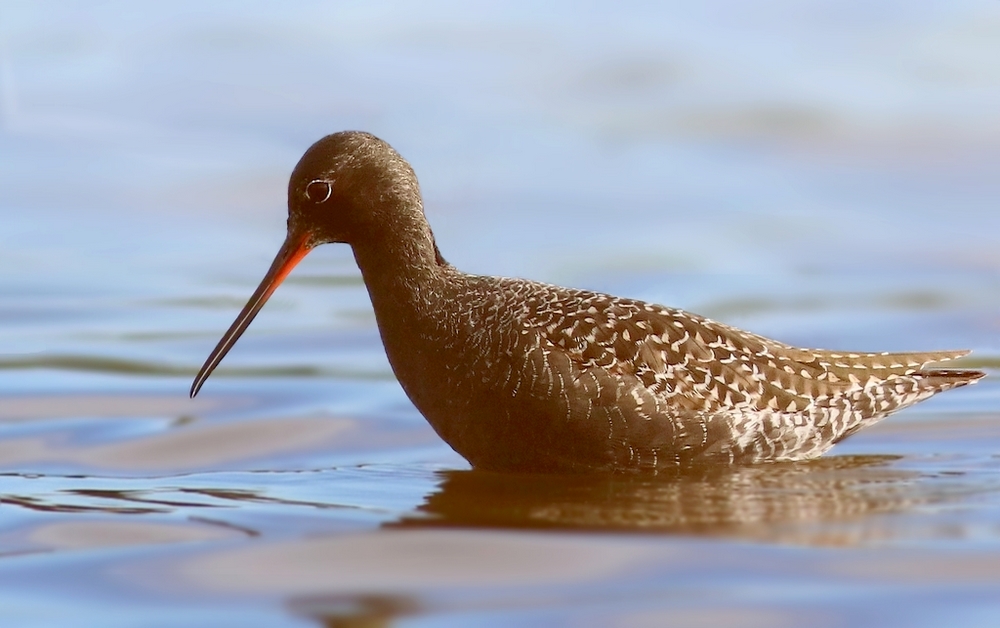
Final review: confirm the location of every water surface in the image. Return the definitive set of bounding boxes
[2,2,1000,626]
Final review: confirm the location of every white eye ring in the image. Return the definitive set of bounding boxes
[305,180,333,203]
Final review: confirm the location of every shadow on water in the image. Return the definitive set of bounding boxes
[390,455,935,542]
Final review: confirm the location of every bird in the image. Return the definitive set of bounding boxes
[190,131,985,473]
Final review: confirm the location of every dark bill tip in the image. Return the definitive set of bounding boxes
[190,232,312,398]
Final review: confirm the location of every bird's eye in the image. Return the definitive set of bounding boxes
[304,180,333,203]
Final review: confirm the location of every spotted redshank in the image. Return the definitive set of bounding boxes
[190,131,984,472]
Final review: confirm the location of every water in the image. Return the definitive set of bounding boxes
[2,1,1000,625]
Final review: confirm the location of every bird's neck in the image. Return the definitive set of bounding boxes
[350,209,473,440]
[350,208,451,336]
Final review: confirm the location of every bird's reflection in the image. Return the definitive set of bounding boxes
[3,455,952,547]
[289,594,419,628]
[390,455,932,543]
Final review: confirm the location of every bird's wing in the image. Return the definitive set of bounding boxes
[518,284,976,416]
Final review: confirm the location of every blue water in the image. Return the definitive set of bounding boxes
[2,2,1000,626]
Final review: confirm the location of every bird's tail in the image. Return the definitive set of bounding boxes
[913,368,985,393]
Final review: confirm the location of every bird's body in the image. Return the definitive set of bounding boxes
[191,131,984,473]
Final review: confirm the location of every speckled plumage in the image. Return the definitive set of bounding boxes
[191,131,985,473]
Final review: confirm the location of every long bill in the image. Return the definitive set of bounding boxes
[190,231,312,398]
